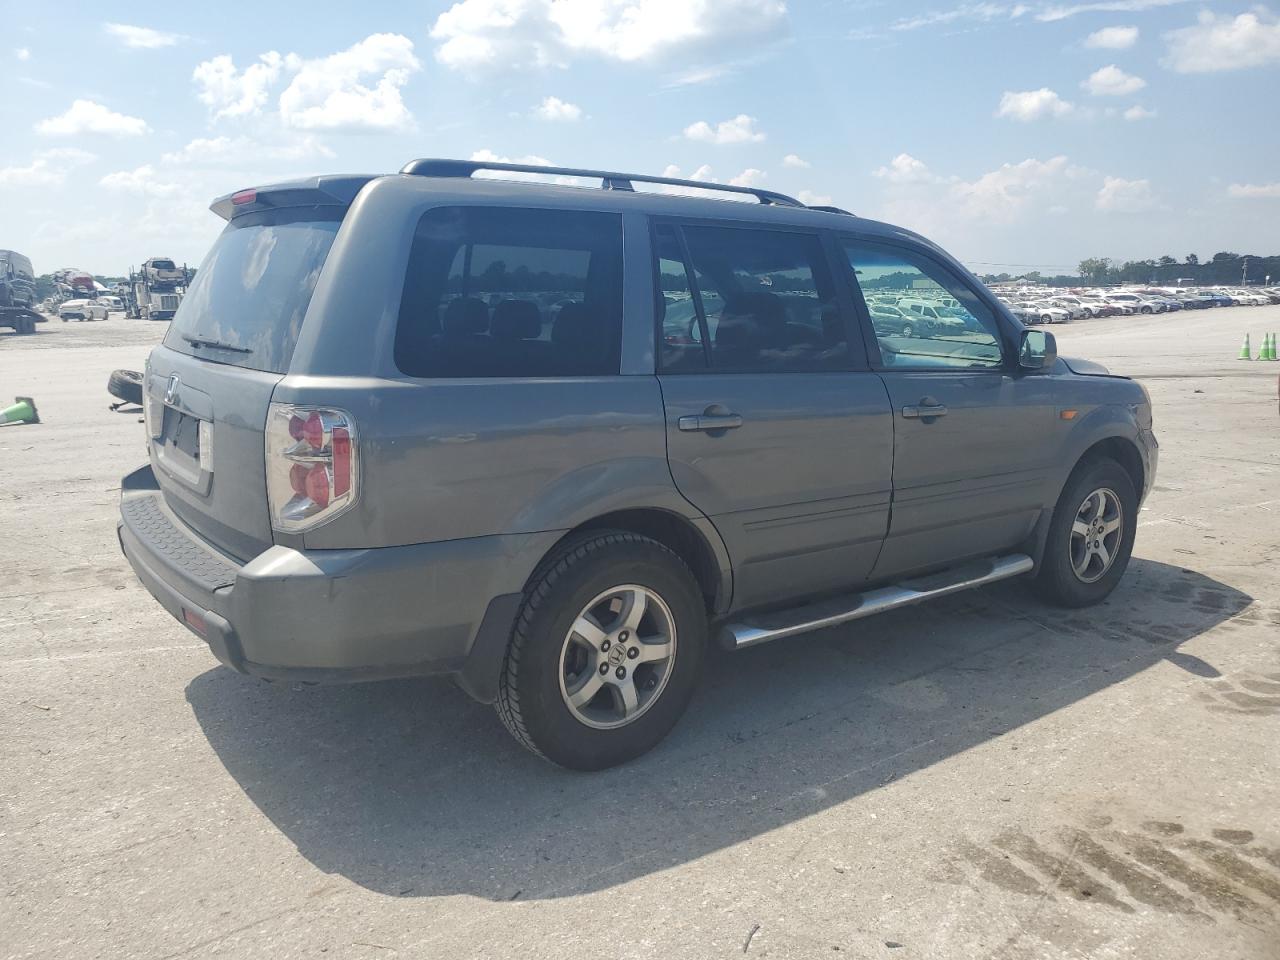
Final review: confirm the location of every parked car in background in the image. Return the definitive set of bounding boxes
[1173,292,1214,309]
[59,298,110,321]
[1105,293,1163,314]
[1026,300,1071,324]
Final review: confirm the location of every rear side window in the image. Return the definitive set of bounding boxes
[655,223,849,373]
[395,207,623,378]
[164,210,342,374]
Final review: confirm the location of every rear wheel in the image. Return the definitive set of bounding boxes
[496,532,706,770]
[1034,459,1137,608]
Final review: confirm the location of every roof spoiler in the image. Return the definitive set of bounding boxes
[209,176,373,221]
[400,157,810,208]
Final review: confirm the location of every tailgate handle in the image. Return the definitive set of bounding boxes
[678,413,744,432]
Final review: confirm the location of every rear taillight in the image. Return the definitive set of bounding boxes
[265,403,358,533]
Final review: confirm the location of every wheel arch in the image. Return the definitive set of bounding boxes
[1023,429,1147,570]
[540,507,732,616]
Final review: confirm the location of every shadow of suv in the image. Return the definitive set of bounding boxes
[119,159,1158,769]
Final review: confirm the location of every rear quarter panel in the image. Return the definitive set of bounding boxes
[283,177,699,550]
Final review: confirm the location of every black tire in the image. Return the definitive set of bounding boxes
[107,369,143,406]
[496,531,707,770]
[1034,458,1138,608]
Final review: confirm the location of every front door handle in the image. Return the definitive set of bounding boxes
[678,413,744,432]
[901,402,949,420]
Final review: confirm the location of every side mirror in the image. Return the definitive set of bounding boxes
[1019,329,1057,371]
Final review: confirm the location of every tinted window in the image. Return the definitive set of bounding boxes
[396,207,623,378]
[164,210,341,373]
[842,241,1005,370]
[656,224,848,373]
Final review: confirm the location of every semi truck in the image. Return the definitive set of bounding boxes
[0,249,40,335]
[125,257,190,321]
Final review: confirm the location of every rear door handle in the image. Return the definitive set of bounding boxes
[678,413,744,432]
[901,403,948,419]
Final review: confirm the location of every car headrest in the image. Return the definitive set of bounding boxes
[551,302,592,346]
[443,297,488,336]
[491,299,542,340]
[722,291,786,329]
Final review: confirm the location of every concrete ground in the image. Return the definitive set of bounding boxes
[2,307,1278,960]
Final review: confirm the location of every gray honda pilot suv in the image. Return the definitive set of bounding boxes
[119,158,1157,770]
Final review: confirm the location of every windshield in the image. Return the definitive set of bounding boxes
[164,210,341,373]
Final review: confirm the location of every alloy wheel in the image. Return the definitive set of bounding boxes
[1069,487,1124,584]
[558,584,677,730]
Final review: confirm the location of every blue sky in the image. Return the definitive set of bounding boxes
[3,0,1278,276]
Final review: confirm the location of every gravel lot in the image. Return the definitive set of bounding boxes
[2,308,1278,960]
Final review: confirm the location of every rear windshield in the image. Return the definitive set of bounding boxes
[164,209,342,373]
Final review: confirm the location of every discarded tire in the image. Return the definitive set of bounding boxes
[107,369,143,407]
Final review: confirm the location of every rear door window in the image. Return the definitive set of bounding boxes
[395,207,623,378]
[655,223,850,373]
[164,210,342,374]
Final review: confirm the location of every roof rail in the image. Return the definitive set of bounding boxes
[399,157,806,208]
[807,205,855,216]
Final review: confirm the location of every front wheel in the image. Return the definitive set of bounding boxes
[1034,459,1137,608]
[496,532,707,770]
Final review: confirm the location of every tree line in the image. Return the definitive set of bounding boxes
[979,252,1279,288]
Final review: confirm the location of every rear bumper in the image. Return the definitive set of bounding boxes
[117,465,553,700]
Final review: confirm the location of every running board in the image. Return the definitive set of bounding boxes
[721,553,1034,650]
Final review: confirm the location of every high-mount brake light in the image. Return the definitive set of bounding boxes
[265,404,358,533]
[231,189,257,205]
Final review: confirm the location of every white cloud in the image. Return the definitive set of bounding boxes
[193,35,421,132]
[683,113,765,144]
[534,95,582,120]
[99,164,181,196]
[1163,10,1280,73]
[782,153,810,168]
[1082,64,1146,96]
[1123,104,1156,120]
[728,168,767,187]
[15,47,30,60]
[103,23,184,49]
[36,99,149,136]
[892,3,1027,31]
[161,135,334,166]
[1227,182,1280,199]
[1084,25,1138,48]
[429,0,788,70]
[952,156,1080,222]
[193,52,286,120]
[0,148,95,187]
[662,163,716,182]
[798,189,833,206]
[888,1,1182,31]
[278,34,421,132]
[996,88,1074,121]
[1096,175,1156,212]
[1036,0,1187,22]
[873,153,940,184]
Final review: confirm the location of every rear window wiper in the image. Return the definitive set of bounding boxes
[182,334,251,354]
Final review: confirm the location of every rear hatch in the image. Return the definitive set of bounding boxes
[145,178,368,562]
